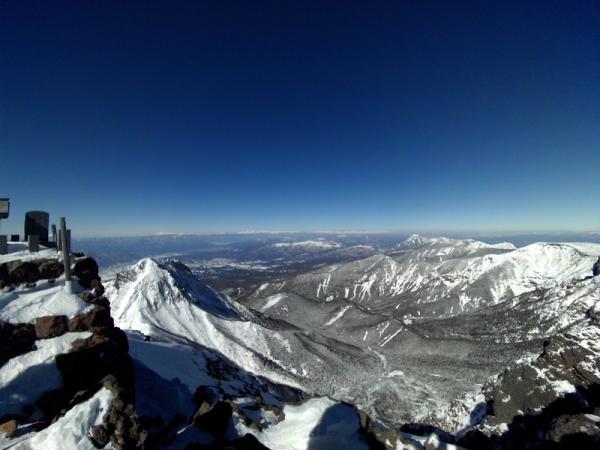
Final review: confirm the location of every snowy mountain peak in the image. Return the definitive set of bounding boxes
[399,234,516,251]
[110,258,240,324]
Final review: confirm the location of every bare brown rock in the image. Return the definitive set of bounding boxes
[0,419,17,438]
[34,315,68,339]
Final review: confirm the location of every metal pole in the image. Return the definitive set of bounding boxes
[60,217,74,293]
[51,224,57,249]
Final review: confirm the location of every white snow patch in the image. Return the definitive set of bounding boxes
[324,305,352,326]
[0,332,91,412]
[236,397,368,450]
[12,388,112,450]
[0,282,92,323]
[261,294,287,312]
[272,240,341,249]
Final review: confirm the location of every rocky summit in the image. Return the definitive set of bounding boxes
[0,236,599,449]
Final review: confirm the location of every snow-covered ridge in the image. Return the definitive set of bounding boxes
[272,240,342,249]
[261,240,600,316]
[398,234,516,251]
[105,258,378,392]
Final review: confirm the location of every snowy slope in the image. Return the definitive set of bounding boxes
[239,237,600,429]
[7,388,112,450]
[104,258,381,394]
[247,239,600,318]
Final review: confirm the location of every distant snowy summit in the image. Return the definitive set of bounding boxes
[397,233,516,251]
[272,239,342,249]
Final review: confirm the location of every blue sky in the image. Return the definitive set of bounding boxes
[1,1,599,236]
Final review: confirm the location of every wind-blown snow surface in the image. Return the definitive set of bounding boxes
[235,397,369,450]
[0,332,91,414]
[9,388,112,450]
[0,282,92,323]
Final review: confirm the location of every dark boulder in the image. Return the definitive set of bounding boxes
[0,419,17,438]
[68,307,114,333]
[56,328,134,399]
[546,414,600,444]
[358,409,398,450]
[36,389,69,418]
[7,260,39,284]
[71,257,100,289]
[192,400,233,437]
[90,278,105,297]
[0,264,8,284]
[90,424,110,447]
[37,259,63,279]
[101,375,151,450]
[35,315,68,339]
[0,321,36,365]
[594,257,600,277]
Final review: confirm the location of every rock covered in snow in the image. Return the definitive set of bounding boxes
[459,322,600,449]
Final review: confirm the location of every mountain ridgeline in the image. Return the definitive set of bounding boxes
[1,235,599,449]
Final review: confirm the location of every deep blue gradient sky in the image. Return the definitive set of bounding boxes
[1,1,599,236]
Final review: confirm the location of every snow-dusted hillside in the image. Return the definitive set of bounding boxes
[3,236,600,449]
[246,236,600,318]
[104,258,382,399]
[239,237,600,428]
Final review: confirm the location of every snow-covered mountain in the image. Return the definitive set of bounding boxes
[245,237,598,318]
[103,237,600,432]
[239,237,600,428]
[2,236,600,449]
[104,258,382,399]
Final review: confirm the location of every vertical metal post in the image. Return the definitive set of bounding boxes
[60,217,74,293]
[51,224,57,249]
[0,235,6,255]
[28,234,39,252]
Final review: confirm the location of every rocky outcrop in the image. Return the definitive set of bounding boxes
[96,375,150,449]
[0,255,154,449]
[0,419,17,438]
[0,264,8,288]
[459,326,600,449]
[56,327,134,397]
[68,306,114,333]
[0,258,64,288]
[0,321,36,365]
[6,260,39,284]
[484,332,600,428]
[193,400,233,437]
[593,257,600,277]
[357,407,400,450]
[37,259,63,279]
[34,315,68,339]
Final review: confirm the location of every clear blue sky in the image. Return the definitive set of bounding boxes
[1,1,599,236]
